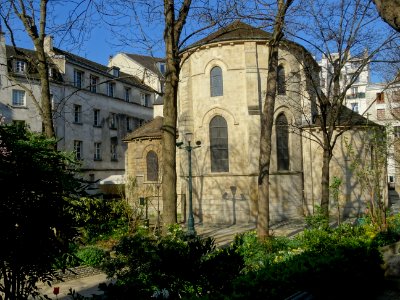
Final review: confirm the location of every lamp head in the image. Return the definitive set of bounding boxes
[185,132,193,143]
[195,140,201,146]
[176,141,183,147]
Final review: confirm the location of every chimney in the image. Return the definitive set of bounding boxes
[44,35,53,53]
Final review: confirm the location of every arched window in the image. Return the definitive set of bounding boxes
[210,116,229,172]
[146,151,158,181]
[210,66,223,97]
[276,113,289,170]
[277,65,286,95]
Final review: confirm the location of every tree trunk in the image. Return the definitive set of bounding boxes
[161,0,192,229]
[258,44,279,239]
[35,44,54,138]
[257,0,293,240]
[320,145,331,217]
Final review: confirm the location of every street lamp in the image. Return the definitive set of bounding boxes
[177,132,201,236]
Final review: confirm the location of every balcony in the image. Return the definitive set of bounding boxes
[346,92,365,100]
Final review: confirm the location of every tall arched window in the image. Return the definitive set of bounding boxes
[276,113,289,170]
[146,151,158,181]
[210,66,223,97]
[277,65,286,95]
[210,116,229,172]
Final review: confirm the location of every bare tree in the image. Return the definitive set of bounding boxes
[1,0,54,137]
[289,0,399,218]
[257,0,294,239]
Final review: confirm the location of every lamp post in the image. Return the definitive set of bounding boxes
[177,132,201,236]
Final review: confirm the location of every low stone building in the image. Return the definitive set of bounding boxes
[125,21,385,226]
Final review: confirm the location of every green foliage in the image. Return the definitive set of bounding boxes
[76,246,108,267]
[0,123,83,299]
[101,226,244,299]
[304,205,329,230]
[225,224,384,300]
[68,197,132,244]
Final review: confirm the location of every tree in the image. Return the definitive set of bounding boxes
[257,0,294,239]
[0,0,54,138]
[372,0,400,32]
[0,123,82,299]
[289,0,399,218]
[161,0,193,227]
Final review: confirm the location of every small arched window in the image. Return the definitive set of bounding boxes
[146,151,159,181]
[210,66,223,97]
[276,113,289,170]
[210,116,229,172]
[277,65,286,95]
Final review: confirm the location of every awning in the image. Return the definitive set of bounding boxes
[99,175,125,185]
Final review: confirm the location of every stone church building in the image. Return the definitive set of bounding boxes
[124,22,381,226]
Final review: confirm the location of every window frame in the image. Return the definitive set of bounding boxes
[73,69,84,89]
[209,115,229,172]
[73,104,82,124]
[74,140,83,160]
[125,87,131,102]
[89,75,98,93]
[12,89,26,106]
[15,60,26,73]
[210,66,223,97]
[110,137,118,161]
[109,113,117,129]
[146,151,159,182]
[107,82,115,97]
[277,65,286,95]
[276,113,290,171]
[93,109,101,127]
[94,142,102,160]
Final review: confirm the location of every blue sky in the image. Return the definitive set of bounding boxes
[2,0,397,82]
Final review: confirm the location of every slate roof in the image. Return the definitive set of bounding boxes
[185,21,272,50]
[311,105,381,128]
[124,116,163,141]
[123,53,165,78]
[52,48,155,92]
[5,45,155,92]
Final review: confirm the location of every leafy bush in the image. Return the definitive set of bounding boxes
[68,197,132,244]
[76,246,108,267]
[101,226,244,299]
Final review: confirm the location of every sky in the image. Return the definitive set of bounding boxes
[1,0,397,83]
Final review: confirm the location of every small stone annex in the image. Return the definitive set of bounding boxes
[124,21,384,226]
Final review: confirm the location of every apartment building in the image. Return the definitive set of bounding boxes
[0,32,154,193]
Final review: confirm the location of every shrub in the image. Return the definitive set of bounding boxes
[76,246,108,267]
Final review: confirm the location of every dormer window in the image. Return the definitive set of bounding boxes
[14,60,26,73]
[109,66,120,77]
[158,63,166,75]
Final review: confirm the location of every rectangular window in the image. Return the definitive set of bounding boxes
[351,87,358,96]
[74,69,84,88]
[90,75,98,93]
[74,140,83,160]
[127,116,133,131]
[94,142,102,160]
[107,82,115,97]
[12,90,25,106]
[74,104,82,123]
[93,109,100,126]
[15,60,26,73]
[377,92,385,104]
[111,137,118,161]
[109,113,117,129]
[351,103,359,113]
[140,93,151,107]
[125,88,131,102]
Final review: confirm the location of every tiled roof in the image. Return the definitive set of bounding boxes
[124,116,163,141]
[123,53,165,78]
[185,21,272,50]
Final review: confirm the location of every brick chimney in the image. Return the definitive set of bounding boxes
[44,35,54,53]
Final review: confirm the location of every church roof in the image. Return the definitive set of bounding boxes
[124,116,164,141]
[185,21,272,50]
